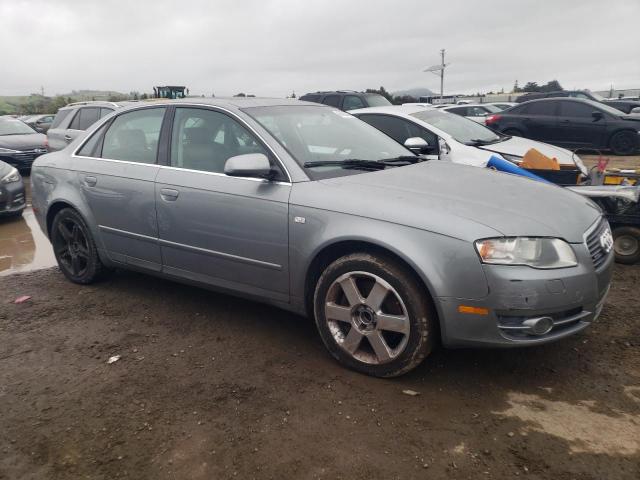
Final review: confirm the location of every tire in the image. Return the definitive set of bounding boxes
[313,252,436,377]
[50,208,107,284]
[613,226,640,265]
[503,128,523,137]
[609,131,638,156]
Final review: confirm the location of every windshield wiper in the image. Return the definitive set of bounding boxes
[466,137,504,146]
[304,156,424,171]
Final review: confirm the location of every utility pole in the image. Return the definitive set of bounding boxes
[423,49,450,103]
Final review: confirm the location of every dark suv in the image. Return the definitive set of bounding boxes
[299,91,392,111]
[516,90,640,114]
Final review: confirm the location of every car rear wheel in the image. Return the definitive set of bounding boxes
[609,131,638,156]
[313,252,435,377]
[613,226,640,264]
[51,208,107,284]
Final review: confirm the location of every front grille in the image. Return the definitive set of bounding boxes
[585,218,611,270]
[0,149,46,166]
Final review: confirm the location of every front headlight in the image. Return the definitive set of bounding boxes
[0,147,21,154]
[475,237,577,269]
[1,167,21,184]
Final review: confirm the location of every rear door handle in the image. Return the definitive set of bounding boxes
[84,175,97,187]
[160,188,179,201]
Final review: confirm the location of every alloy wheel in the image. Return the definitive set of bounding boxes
[54,218,90,277]
[324,271,410,365]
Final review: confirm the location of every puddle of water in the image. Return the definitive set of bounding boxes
[494,392,640,456]
[0,208,57,276]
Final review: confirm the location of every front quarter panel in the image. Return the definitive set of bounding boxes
[288,187,490,311]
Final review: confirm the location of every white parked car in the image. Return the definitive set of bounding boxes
[439,103,503,123]
[350,105,587,174]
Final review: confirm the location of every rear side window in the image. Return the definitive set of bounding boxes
[322,95,341,108]
[100,108,114,118]
[526,102,557,115]
[77,122,110,157]
[69,107,101,130]
[559,101,596,118]
[101,108,165,163]
[342,95,366,111]
[50,109,72,129]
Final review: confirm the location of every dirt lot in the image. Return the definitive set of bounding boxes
[1,264,639,480]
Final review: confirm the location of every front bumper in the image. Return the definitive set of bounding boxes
[0,179,27,216]
[0,149,47,170]
[437,240,614,348]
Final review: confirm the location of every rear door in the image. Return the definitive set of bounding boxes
[74,106,167,271]
[155,106,291,301]
[517,101,559,142]
[557,101,608,148]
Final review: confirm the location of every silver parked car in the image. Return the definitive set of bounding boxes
[31,98,613,377]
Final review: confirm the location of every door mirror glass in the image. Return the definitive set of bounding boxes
[404,136,429,153]
[592,111,604,121]
[224,153,273,179]
[631,107,640,115]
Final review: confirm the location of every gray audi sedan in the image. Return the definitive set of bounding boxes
[30,98,613,377]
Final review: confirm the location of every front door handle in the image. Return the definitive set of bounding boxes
[84,175,97,187]
[160,188,179,201]
[64,135,73,142]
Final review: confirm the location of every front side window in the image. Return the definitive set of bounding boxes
[558,101,594,118]
[245,105,412,179]
[101,108,165,163]
[342,95,366,111]
[170,107,277,176]
[359,114,438,147]
[448,106,467,116]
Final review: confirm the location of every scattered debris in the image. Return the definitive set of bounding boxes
[107,355,121,364]
[13,295,31,304]
[402,389,421,396]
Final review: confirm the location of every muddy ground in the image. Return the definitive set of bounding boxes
[1,263,639,480]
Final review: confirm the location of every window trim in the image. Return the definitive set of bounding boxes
[72,103,292,184]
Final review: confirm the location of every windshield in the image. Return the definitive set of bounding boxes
[0,118,37,136]
[244,105,412,179]
[411,109,501,144]
[584,99,627,116]
[589,90,606,102]
[365,94,392,107]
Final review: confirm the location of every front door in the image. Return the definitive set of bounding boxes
[557,101,608,148]
[155,106,291,302]
[74,107,167,271]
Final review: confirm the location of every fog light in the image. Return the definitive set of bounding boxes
[522,317,554,336]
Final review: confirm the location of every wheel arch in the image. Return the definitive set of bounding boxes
[303,239,442,333]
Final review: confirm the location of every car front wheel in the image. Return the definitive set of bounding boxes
[51,208,107,284]
[313,252,435,377]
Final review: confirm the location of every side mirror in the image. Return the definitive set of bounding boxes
[630,107,640,115]
[224,153,274,179]
[592,111,604,121]
[404,137,430,154]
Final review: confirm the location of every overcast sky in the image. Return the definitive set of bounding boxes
[1,0,638,97]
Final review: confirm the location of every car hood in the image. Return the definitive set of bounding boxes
[478,136,575,165]
[0,133,47,151]
[292,161,601,243]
